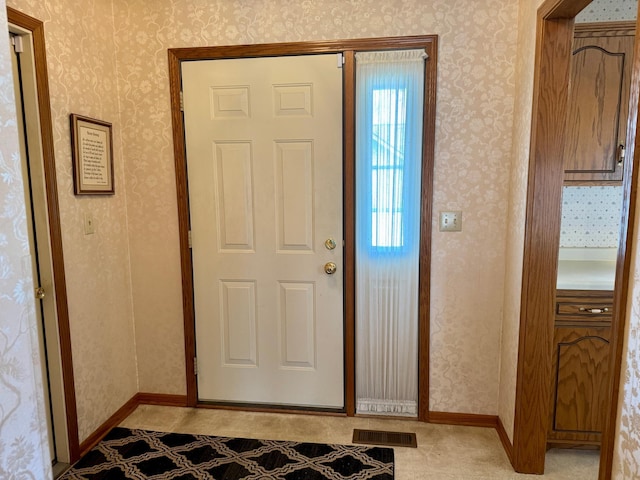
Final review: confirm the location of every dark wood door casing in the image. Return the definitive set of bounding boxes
[168,36,437,418]
[515,0,639,478]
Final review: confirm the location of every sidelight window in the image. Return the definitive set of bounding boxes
[355,49,427,416]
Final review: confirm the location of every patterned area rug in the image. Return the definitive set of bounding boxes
[59,427,394,479]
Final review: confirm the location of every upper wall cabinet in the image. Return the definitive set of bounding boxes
[564,22,635,185]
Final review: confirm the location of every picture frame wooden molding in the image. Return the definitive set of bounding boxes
[70,113,114,195]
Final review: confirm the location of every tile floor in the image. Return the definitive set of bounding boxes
[119,405,599,479]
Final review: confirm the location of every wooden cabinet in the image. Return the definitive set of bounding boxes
[548,290,613,446]
[564,22,635,184]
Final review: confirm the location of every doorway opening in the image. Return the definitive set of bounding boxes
[513,0,639,478]
[8,6,80,471]
[169,36,437,418]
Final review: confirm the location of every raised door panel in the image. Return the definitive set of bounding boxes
[275,141,314,251]
[548,325,611,444]
[214,142,255,251]
[564,30,634,184]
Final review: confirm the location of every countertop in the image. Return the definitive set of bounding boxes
[556,248,616,291]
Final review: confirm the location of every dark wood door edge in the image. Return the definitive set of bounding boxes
[513,10,574,474]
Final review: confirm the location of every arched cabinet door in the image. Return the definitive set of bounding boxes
[548,289,613,446]
[564,23,635,185]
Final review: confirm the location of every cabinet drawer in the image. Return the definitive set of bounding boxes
[557,302,613,318]
[556,290,613,322]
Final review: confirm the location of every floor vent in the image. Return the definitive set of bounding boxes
[352,429,417,448]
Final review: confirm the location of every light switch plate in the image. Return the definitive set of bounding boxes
[84,212,95,235]
[439,211,462,232]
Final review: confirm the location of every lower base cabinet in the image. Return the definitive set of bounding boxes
[548,290,613,446]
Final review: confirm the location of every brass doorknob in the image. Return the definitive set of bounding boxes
[35,287,46,299]
[324,262,337,275]
[325,238,337,250]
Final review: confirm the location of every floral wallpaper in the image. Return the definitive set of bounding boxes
[109,0,519,414]
[0,2,50,477]
[3,0,522,437]
[614,234,640,478]
[8,0,522,416]
[4,0,139,443]
[3,0,640,477]
[497,0,545,444]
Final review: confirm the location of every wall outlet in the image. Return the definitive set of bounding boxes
[439,211,462,232]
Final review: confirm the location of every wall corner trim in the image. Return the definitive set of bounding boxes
[428,411,516,469]
[78,393,189,458]
[496,416,515,466]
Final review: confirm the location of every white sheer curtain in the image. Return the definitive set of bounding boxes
[355,50,426,416]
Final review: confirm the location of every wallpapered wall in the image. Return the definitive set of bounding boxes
[0,2,50,477]
[614,228,640,477]
[3,0,640,476]
[5,0,139,443]
[110,0,519,414]
[497,0,545,444]
[5,0,521,434]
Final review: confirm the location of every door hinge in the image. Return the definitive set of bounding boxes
[337,53,344,68]
[11,34,24,54]
[193,357,198,375]
[180,91,184,112]
[188,230,192,248]
[618,144,625,165]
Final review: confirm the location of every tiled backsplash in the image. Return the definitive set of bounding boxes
[560,186,623,248]
[576,0,637,23]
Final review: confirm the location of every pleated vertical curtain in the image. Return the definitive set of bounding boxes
[355,50,426,416]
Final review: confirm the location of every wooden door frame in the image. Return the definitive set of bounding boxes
[513,0,639,476]
[168,35,437,418]
[7,7,80,463]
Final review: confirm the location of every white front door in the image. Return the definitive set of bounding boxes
[182,54,344,408]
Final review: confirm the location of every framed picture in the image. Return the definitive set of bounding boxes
[70,114,114,195]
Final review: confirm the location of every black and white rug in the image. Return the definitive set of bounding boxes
[59,427,394,479]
